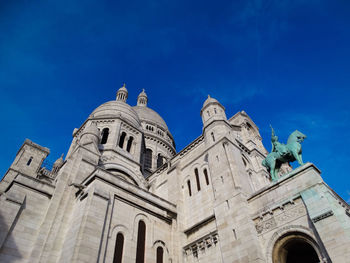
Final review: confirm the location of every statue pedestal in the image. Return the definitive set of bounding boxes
[248,163,350,263]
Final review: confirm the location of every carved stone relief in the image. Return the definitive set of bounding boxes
[254,197,306,235]
[183,231,218,259]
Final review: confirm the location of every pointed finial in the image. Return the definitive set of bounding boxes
[208,95,211,99]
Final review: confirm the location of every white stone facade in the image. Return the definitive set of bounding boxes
[0,87,349,263]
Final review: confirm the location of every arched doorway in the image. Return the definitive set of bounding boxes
[272,232,321,263]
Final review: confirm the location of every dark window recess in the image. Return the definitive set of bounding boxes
[195,168,201,191]
[136,221,146,263]
[211,132,215,142]
[101,128,109,144]
[204,168,210,185]
[157,154,163,168]
[144,149,152,170]
[113,233,124,263]
[119,132,126,148]
[156,246,164,263]
[187,180,192,196]
[27,157,33,166]
[126,136,133,152]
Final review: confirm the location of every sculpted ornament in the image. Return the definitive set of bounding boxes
[262,126,306,181]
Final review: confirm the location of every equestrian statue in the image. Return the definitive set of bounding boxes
[262,126,307,181]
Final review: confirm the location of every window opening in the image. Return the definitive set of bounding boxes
[101,128,109,144]
[211,132,215,142]
[113,233,124,263]
[126,136,133,152]
[204,168,210,185]
[136,221,146,263]
[157,154,163,168]
[156,246,164,263]
[145,149,153,170]
[195,168,201,191]
[242,158,247,167]
[27,156,33,166]
[187,180,192,196]
[119,132,126,148]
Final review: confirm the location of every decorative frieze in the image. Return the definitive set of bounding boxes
[312,211,333,223]
[236,139,251,154]
[183,231,219,258]
[254,197,306,234]
[121,122,139,134]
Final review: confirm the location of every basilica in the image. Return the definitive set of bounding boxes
[0,86,349,263]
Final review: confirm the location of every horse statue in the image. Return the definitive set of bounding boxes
[262,126,307,181]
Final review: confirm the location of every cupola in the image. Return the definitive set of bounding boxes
[137,89,148,106]
[116,84,128,102]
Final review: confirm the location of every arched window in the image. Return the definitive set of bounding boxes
[157,154,163,168]
[156,246,164,263]
[145,149,153,170]
[119,132,126,148]
[187,180,192,196]
[207,111,210,117]
[211,132,215,142]
[195,168,201,191]
[203,168,210,185]
[113,233,124,263]
[214,108,217,114]
[27,156,33,166]
[101,128,109,144]
[136,221,146,263]
[126,136,133,152]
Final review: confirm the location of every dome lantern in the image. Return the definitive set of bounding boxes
[116,83,128,102]
[137,89,148,106]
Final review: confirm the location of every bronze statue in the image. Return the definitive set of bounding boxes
[262,126,306,181]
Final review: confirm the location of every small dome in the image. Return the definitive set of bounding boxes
[119,84,127,92]
[138,89,147,97]
[133,106,168,131]
[90,101,141,127]
[202,95,220,109]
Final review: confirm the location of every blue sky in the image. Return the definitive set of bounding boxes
[0,0,349,201]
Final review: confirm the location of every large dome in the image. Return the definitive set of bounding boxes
[133,106,169,131]
[90,100,141,127]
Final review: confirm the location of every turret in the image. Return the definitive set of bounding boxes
[200,95,227,128]
[10,139,50,178]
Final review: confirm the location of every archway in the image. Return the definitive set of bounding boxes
[272,232,321,263]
